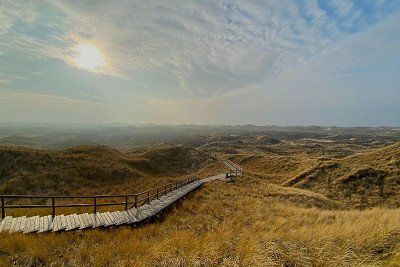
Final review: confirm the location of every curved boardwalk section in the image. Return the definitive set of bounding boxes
[0,161,242,234]
[0,180,204,234]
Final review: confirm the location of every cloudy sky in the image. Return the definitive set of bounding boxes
[0,0,399,126]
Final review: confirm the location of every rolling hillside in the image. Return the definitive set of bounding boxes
[1,141,400,265]
[0,145,222,196]
[283,142,400,208]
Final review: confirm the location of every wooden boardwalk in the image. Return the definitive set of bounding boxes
[0,161,242,234]
[224,159,244,176]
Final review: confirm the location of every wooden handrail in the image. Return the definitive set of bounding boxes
[0,176,198,219]
[225,160,244,178]
[226,159,244,172]
[0,179,193,199]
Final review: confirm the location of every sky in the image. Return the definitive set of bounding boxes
[0,0,399,126]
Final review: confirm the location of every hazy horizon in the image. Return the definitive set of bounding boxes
[1,1,399,126]
[0,121,399,129]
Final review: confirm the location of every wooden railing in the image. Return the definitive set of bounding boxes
[0,177,198,219]
[225,159,244,177]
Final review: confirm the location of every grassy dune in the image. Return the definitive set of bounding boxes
[1,175,400,266]
[0,145,223,218]
[1,143,400,266]
[232,142,400,209]
[0,145,222,196]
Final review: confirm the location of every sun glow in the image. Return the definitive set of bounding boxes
[73,44,105,71]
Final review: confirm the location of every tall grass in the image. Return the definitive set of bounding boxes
[1,175,400,266]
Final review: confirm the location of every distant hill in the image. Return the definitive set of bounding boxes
[0,135,40,147]
[253,135,281,145]
[0,145,220,196]
[45,139,98,150]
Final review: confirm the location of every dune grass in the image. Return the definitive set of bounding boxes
[1,174,400,266]
[1,143,400,266]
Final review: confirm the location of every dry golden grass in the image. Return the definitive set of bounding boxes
[1,143,400,266]
[0,144,223,195]
[230,142,400,209]
[0,144,224,218]
[1,174,400,266]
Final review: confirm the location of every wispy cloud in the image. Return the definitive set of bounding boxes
[0,91,112,107]
[0,0,399,124]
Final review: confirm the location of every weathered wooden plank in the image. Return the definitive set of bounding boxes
[87,213,94,227]
[108,212,118,224]
[65,215,71,231]
[0,216,13,232]
[22,217,33,234]
[0,217,6,232]
[52,216,61,232]
[76,214,87,229]
[92,213,99,227]
[136,204,157,221]
[10,216,26,233]
[120,211,131,224]
[82,213,91,229]
[53,214,67,232]
[96,212,107,227]
[98,212,107,227]
[69,214,75,230]
[112,211,122,225]
[9,217,20,233]
[83,213,91,227]
[17,216,27,232]
[38,216,46,233]
[126,209,139,223]
[113,211,125,225]
[97,212,107,226]
[119,211,133,224]
[23,216,39,233]
[40,215,53,232]
[103,212,114,226]
[116,211,129,225]
[61,215,69,230]
[79,213,89,228]
[92,213,102,228]
[60,215,67,230]
[68,214,77,230]
[38,216,44,232]
[37,215,50,233]
[65,214,79,231]
[83,213,94,228]
[75,214,83,228]
[110,211,122,225]
[71,214,78,229]
[33,215,40,232]
[135,211,149,221]
[7,218,17,233]
[109,211,119,225]
[103,212,113,226]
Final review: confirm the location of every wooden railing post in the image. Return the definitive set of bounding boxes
[125,196,128,210]
[147,191,150,204]
[156,188,159,199]
[1,197,5,219]
[134,195,138,208]
[94,197,97,214]
[51,197,55,218]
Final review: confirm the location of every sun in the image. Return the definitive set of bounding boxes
[73,44,105,71]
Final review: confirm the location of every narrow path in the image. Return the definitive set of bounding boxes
[0,161,242,234]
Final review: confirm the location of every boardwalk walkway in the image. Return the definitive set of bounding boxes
[0,161,242,234]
